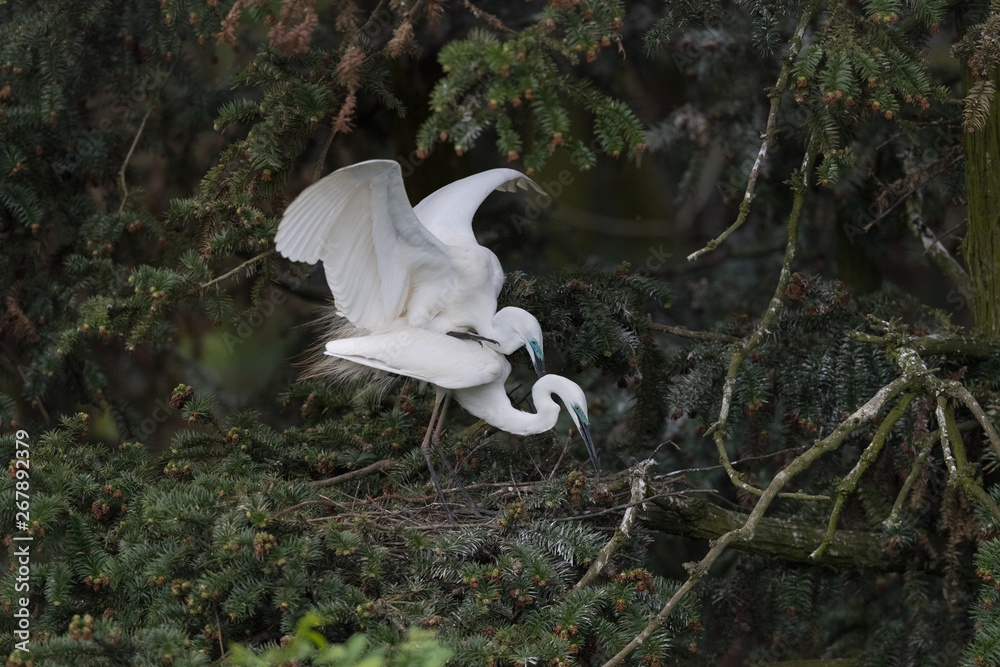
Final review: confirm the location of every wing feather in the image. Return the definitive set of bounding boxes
[413,169,544,246]
[275,160,452,331]
[324,329,507,390]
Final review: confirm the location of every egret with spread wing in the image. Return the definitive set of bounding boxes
[324,327,599,472]
[275,160,546,370]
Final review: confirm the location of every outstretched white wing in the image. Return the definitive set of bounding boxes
[413,169,543,247]
[324,329,509,390]
[275,160,452,331]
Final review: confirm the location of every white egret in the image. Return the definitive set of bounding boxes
[323,327,599,474]
[274,159,546,370]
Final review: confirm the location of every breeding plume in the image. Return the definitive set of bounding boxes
[275,159,546,369]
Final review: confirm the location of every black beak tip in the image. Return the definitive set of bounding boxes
[581,423,598,472]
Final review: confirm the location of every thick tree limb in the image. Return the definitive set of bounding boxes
[603,373,913,667]
[642,493,908,571]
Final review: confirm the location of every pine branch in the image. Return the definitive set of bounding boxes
[686,0,822,263]
[811,392,916,560]
[706,145,820,500]
[604,372,916,667]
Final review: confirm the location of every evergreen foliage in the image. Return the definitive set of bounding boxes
[3,0,1000,664]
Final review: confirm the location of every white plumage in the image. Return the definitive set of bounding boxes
[324,328,598,470]
[275,159,545,355]
[276,160,598,499]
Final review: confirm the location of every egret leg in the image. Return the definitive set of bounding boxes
[430,394,484,517]
[422,389,454,522]
[431,392,451,445]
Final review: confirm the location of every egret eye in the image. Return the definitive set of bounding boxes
[530,338,538,345]
[573,403,581,411]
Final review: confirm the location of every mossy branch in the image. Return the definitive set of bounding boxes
[942,380,1000,461]
[884,427,940,528]
[647,317,740,343]
[686,0,823,263]
[903,153,973,302]
[603,373,914,667]
[706,146,819,500]
[572,458,653,591]
[811,392,916,560]
[937,396,1000,524]
[644,492,910,570]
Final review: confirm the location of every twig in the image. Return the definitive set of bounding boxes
[199,249,276,290]
[573,459,653,592]
[884,428,939,528]
[864,149,962,231]
[118,107,153,214]
[812,392,916,559]
[462,0,516,34]
[549,430,572,480]
[654,445,811,479]
[686,0,822,263]
[646,317,740,343]
[307,458,394,488]
[603,373,913,667]
[313,116,339,184]
[271,498,337,518]
[902,152,972,301]
[214,610,226,659]
[555,489,717,523]
[705,144,819,500]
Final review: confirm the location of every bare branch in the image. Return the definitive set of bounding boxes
[686,0,822,263]
[573,459,653,592]
[307,458,394,488]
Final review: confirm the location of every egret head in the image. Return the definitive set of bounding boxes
[543,376,598,472]
[494,307,545,376]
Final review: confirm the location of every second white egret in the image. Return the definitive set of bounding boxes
[324,327,599,472]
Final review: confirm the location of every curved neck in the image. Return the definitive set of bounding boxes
[490,307,540,356]
[455,376,563,436]
[490,322,523,355]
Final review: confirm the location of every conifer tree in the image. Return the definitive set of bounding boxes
[2,0,1000,665]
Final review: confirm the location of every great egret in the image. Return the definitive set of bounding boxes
[324,327,599,472]
[274,159,546,369]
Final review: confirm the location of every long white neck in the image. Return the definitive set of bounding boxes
[454,375,571,436]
